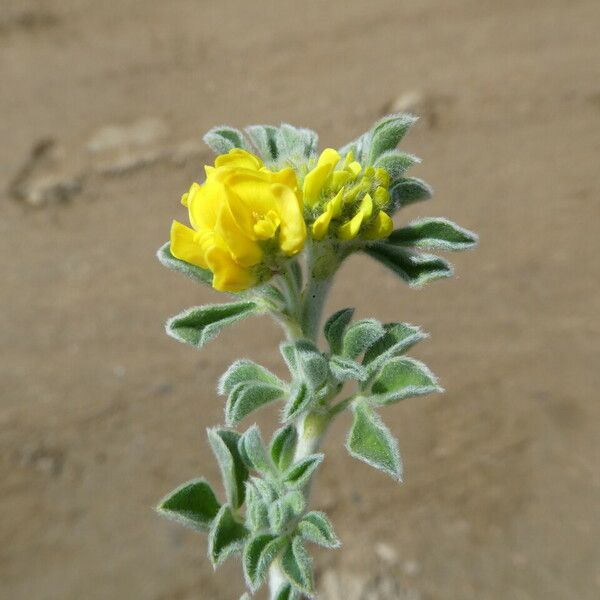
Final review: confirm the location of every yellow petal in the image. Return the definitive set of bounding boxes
[375,168,390,187]
[317,148,341,169]
[268,167,298,190]
[330,170,352,189]
[170,220,209,269]
[348,161,362,176]
[186,179,224,231]
[373,186,390,208]
[254,209,281,240]
[214,148,263,171]
[272,184,307,255]
[302,163,332,207]
[204,245,256,292]
[337,194,373,240]
[216,195,263,267]
[224,170,281,218]
[362,210,394,240]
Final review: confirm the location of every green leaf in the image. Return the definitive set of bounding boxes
[260,283,286,309]
[370,357,441,404]
[323,308,354,355]
[297,511,340,548]
[388,218,479,251]
[342,319,386,359]
[226,381,286,426]
[374,150,420,182]
[166,301,262,349]
[268,498,291,533]
[388,176,433,213]
[281,537,314,597]
[207,428,249,509]
[244,483,269,531]
[280,340,329,392]
[339,131,371,164]
[346,402,402,480]
[270,425,298,471]
[208,504,248,566]
[273,583,300,600]
[283,381,313,422]
[283,454,323,489]
[156,242,213,285]
[245,125,279,161]
[329,355,368,382]
[157,478,220,532]
[275,124,319,159]
[219,359,284,396]
[238,425,272,474]
[364,244,453,287]
[243,533,287,592]
[368,113,418,163]
[362,322,426,377]
[203,126,249,154]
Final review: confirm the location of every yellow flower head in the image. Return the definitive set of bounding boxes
[171,149,306,292]
[303,149,393,242]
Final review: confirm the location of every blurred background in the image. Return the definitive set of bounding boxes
[1,1,599,599]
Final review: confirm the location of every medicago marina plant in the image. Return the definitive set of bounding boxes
[156,116,477,598]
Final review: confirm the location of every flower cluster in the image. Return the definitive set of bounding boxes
[303,148,393,242]
[171,149,306,292]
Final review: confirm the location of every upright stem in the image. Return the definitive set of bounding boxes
[268,241,339,599]
[300,239,339,342]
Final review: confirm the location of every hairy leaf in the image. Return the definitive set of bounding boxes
[346,402,402,480]
[167,301,261,349]
[364,244,453,287]
[342,319,386,359]
[368,113,418,163]
[270,425,298,471]
[204,126,250,154]
[243,533,287,592]
[226,381,286,426]
[208,504,248,566]
[219,359,284,396]
[157,478,220,532]
[275,124,319,159]
[283,340,329,391]
[281,537,315,597]
[370,357,441,404]
[297,511,340,548]
[363,322,426,377]
[245,125,279,161]
[238,425,272,474]
[156,242,212,285]
[283,454,323,489]
[323,307,354,355]
[283,381,313,422]
[244,483,269,531]
[374,150,420,182]
[273,583,300,600]
[388,176,433,213]
[388,217,479,251]
[207,428,249,509]
[329,355,368,382]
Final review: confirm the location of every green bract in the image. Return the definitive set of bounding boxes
[156,115,477,598]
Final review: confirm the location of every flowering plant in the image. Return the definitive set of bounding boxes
[157,116,477,598]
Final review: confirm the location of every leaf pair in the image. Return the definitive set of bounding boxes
[157,476,248,567]
[204,123,319,165]
[364,217,478,287]
[219,360,287,426]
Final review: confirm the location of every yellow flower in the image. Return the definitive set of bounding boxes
[171,149,306,292]
[303,149,393,242]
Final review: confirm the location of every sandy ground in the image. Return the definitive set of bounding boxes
[1,1,599,598]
